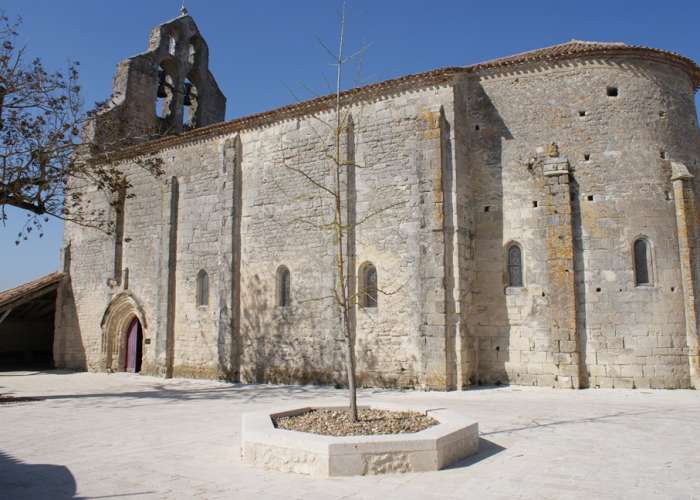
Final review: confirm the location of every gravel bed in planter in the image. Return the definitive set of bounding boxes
[272,407,438,437]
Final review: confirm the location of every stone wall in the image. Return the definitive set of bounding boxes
[463,56,700,389]
[237,86,455,388]
[56,84,456,389]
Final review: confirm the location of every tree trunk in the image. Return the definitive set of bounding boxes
[344,318,358,421]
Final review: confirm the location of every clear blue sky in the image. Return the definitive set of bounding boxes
[2,0,700,290]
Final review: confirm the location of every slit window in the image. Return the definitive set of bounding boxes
[359,262,378,308]
[196,269,209,306]
[277,266,291,307]
[634,238,651,286]
[507,244,523,288]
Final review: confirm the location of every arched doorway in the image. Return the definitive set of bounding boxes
[124,317,143,373]
[100,292,148,373]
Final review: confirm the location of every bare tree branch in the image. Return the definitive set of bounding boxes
[0,15,163,243]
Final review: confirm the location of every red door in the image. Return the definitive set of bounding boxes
[125,318,142,373]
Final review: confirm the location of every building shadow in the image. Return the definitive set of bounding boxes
[0,450,81,500]
[461,79,514,386]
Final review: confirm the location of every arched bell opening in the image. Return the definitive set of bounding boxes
[155,59,179,133]
[183,76,199,130]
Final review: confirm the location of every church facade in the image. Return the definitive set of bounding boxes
[54,13,700,390]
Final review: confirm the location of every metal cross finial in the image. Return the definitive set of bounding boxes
[179,1,188,16]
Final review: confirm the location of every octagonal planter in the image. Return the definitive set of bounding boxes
[241,403,478,476]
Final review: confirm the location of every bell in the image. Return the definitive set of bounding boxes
[183,82,192,106]
[157,70,168,98]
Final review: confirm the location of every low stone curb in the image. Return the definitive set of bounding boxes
[241,402,479,476]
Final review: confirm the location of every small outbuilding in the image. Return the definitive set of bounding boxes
[0,272,63,370]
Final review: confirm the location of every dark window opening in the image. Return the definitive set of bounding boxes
[475,124,480,131]
[484,206,491,213]
[277,266,291,307]
[607,86,619,97]
[507,244,523,288]
[587,195,594,201]
[584,153,591,161]
[532,200,538,208]
[196,269,209,306]
[579,110,587,117]
[634,238,651,286]
[359,262,378,308]
[660,150,667,159]
[113,187,126,285]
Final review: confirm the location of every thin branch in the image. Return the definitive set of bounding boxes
[281,162,336,197]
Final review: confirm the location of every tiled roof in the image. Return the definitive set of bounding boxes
[0,272,64,313]
[105,40,700,161]
[470,39,694,72]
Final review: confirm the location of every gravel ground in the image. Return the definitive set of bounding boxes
[273,408,438,436]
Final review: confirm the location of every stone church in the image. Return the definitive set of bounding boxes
[53,11,700,390]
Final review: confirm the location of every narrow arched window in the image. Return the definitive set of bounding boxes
[196,269,209,306]
[634,238,651,285]
[277,266,291,307]
[359,262,378,308]
[168,36,177,56]
[507,244,523,287]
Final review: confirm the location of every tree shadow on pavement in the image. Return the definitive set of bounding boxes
[0,450,158,500]
[480,409,660,436]
[0,450,81,500]
[0,381,399,407]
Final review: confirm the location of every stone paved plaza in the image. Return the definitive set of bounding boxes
[0,371,698,499]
